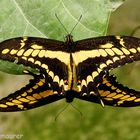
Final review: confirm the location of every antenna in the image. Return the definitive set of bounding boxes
[55,14,82,35]
[70,103,83,117]
[70,15,82,35]
[54,104,69,121]
[55,13,69,34]
[54,103,83,121]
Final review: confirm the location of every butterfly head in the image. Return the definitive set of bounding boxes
[64,34,74,46]
[65,34,73,43]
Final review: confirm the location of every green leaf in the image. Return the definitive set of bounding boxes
[0,60,39,75]
[0,0,124,40]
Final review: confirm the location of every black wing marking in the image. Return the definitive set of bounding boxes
[76,73,140,107]
[0,74,64,112]
[73,35,140,86]
[0,37,69,80]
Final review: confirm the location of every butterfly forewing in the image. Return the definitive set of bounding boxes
[0,37,69,80]
[73,36,140,89]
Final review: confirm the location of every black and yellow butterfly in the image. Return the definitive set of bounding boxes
[0,34,140,111]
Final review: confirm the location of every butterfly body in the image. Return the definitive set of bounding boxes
[0,35,140,111]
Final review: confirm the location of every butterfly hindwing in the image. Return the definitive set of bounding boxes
[98,74,140,107]
[0,74,64,112]
[76,72,140,107]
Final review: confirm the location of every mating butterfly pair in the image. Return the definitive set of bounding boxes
[0,34,140,111]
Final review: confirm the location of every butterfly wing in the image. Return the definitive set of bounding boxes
[0,37,70,94]
[0,37,70,112]
[0,37,69,80]
[0,74,64,112]
[98,74,140,107]
[75,72,140,107]
[73,36,140,86]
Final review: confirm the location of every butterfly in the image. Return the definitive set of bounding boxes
[0,34,140,111]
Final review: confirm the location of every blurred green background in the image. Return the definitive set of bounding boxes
[0,0,140,140]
